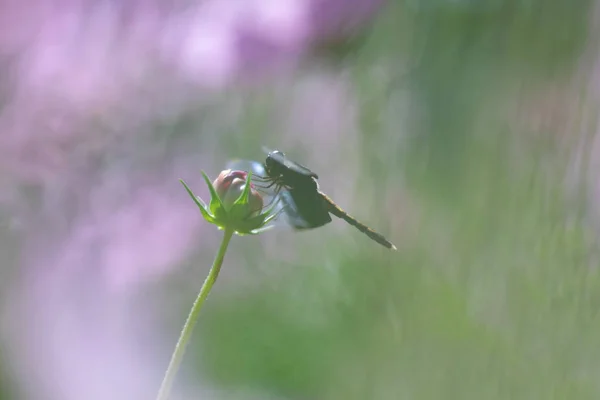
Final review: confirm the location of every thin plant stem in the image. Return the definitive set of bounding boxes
[156,227,235,400]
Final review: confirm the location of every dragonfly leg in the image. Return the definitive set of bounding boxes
[261,193,282,210]
[251,174,270,182]
[254,178,288,192]
[253,186,273,197]
[262,180,279,189]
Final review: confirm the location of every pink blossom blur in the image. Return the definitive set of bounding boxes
[0,0,384,399]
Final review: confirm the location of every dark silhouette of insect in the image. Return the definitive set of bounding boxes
[233,150,396,250]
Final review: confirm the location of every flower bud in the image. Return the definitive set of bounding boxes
[213,169,263,217]
[180,169,277,236]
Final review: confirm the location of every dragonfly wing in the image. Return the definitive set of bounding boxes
[264,149,319,179]
[284,158,318,179]
[276,190,310,230]
[226,159,267,178]
[282,187,331,230]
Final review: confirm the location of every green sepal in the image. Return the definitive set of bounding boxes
[248,224,276,235]
[201,171,226,220]
[235,195,281,232]
[228,171,254,221]
[180,179,215,223]
[262,211,280,225]
[233,171,252,206]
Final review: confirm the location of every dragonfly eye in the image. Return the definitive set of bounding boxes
[265,155,279,173]
[264,160,273,174]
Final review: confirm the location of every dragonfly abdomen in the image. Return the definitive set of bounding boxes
[320,192,397,250]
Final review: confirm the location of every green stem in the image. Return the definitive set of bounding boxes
[156,228,235,400]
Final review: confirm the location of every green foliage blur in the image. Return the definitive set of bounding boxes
[186,0,600,399]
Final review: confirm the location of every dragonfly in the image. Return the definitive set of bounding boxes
[229,150,397,250]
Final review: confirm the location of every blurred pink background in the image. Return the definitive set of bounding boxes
[0,1,383,399]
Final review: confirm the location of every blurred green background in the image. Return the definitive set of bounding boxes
[179,1,600,399]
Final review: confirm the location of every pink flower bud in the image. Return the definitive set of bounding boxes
[213,169,263,217]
